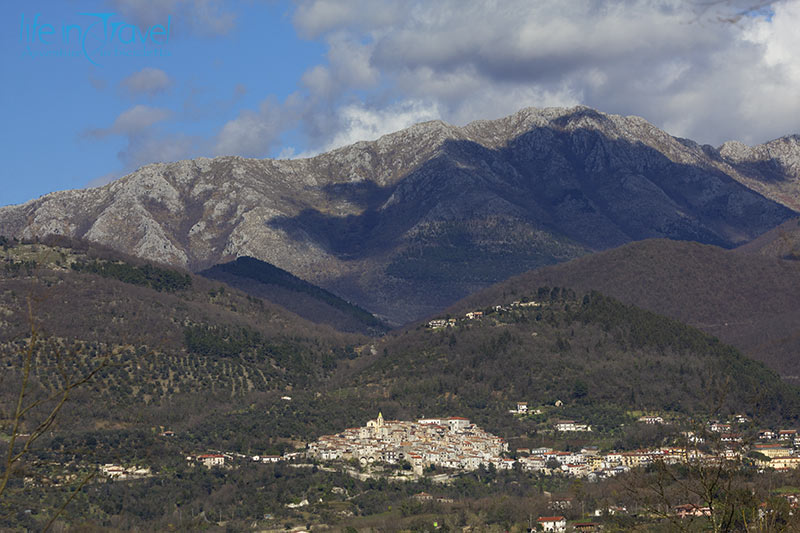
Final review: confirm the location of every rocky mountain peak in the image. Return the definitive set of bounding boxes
[1,105,797,323]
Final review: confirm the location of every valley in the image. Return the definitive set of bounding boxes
[1,235,799,531]
[2,105,800,532]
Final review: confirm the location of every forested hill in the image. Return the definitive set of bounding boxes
[448,238,800,382]
[200,256,389,335]
[0,236,364,410]
[736,216,800,260]
[334,289,800,439]
[2,235,798,439]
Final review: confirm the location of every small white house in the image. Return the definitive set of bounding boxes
[447,417,470,431]
[555,420,591,432]
[197,454,225,468]
[638,415,664,424]
[537,516,567,532]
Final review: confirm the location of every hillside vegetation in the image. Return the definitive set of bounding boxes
[200,256,388,335]
[2,237,800,531]
[452,238,800,382]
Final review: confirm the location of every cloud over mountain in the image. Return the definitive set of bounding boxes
[249,0,800,156]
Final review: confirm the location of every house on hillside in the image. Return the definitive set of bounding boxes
[427,319,448,329]
[101,464,126,479]
[758,430,776,440]
[447,417,470,431]
[674,504,711,518]
[638,415,664,424]
[770,456,800,470]
[753,443,793,459]
[720,433,742,443]
[510,401,528,414]
[196,454,225,468]
[554,420,591,432]
[536,516,566,532]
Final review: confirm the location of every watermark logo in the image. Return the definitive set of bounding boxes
[20,13,172,65]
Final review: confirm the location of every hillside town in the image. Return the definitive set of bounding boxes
[307,412,800,482]
[308,413,509,475]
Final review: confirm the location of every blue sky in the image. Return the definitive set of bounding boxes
[3,0,324,206]
[2,0,799,207]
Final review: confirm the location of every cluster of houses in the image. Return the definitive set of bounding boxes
[187,451,291,469]
[751,442,800,469]
[100,463,152,480]
[755,428,799,444]
[306,411,799,481]
[427,300,543,329]
[307,413,509,474]
[513,445,716,479]
[704,420,800,470]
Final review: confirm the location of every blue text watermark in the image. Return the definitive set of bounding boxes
[20,12,172,65]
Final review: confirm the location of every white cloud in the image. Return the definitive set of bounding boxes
[84,105,201,177]
[214,97,297,157]
[121,67,172,96]
[205,0,799,163]
[276,146,297,159]
[106,0,236,36]
[119,134,199,168]
[322,100,442,151]
[280,0,800,148]
[88,105,171,138]
[85,171,122,188]
[292,0,404,38]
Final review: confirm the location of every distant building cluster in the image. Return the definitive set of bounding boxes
[426,299,543,329]
[100,464,152,480]
[554,420,592,432]
[306,407,800,481]
[307,413,509,474]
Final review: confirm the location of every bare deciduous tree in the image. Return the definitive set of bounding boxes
[0,298,110,529]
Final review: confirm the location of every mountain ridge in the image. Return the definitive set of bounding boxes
[2,105,798,323]
[199,256,389,335]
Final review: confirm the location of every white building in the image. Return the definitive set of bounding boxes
[537,516,567,532]
[197,454,225,468]
[447,417,470,431]
[555,420,591,432]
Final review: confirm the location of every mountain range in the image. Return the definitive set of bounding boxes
[1,106,798,324]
